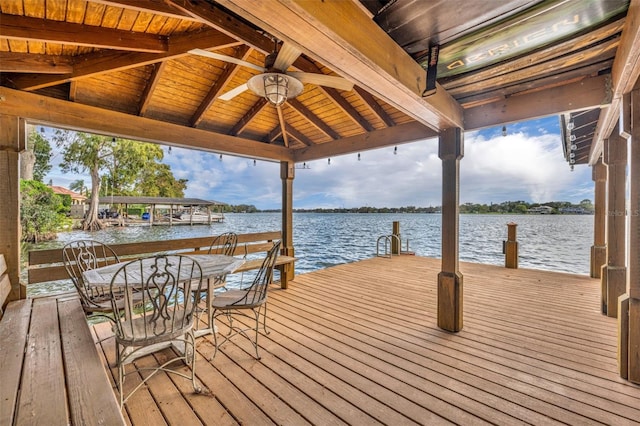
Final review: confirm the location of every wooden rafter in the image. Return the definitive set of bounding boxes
[190,45,252,127]
[265,122,313,147]
[318,86,374,132]
[8,30,241,91]
[228,98,269,136]
[287,98,339,140]
[0,14,169,53]
[0,52,72,74]
[91,0,199,21]
[354,86,395,127]
[139,62,167,116]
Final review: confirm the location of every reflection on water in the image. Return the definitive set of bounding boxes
[25,213,593,296]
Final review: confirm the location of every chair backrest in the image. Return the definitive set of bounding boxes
[110,255,203,340]
[233,240,280,307]
[62,240,120,308]
[207,232,238,256]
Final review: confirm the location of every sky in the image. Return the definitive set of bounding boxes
[44,115,594,210]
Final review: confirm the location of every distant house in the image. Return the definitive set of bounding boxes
[49,185,86,205]
[528,206,554,214]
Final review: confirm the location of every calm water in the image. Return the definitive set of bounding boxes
[25,213,593,295]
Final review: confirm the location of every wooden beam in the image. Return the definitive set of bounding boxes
[0,87,293,162]
[9,29,240,91]
[91,0,199,21]
[138,62,167,116]
[228,98,269,136]
[354,86,395,127]
[190,46,251,127]
[287,98,339,140]
[0,52,73,74]
[320,86,374,132]
[293,121,435,162]
[464,74,612,130]
[0,14,168,53]
[590,0,640,164]
[218,0,463,131]
[285,124,314,146]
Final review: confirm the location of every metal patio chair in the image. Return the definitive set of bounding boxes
[210,240,280,360]
[62,239,130,323]
[110,254,203,407]
[191,232,238,331]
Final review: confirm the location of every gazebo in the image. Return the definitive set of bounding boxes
[1,0,639,385]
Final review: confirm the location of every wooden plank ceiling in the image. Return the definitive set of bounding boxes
[0,0,637,164]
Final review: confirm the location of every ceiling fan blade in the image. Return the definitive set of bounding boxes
[276,106,289,147]
[288,72,354,92]
[189,49,265,72]
[219,83,249,101]
[273,42,302,71]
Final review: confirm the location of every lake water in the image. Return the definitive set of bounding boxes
[25,213,593,296]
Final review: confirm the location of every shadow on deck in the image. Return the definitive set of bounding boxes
[92,256,640,425]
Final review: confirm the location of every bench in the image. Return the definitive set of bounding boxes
[0,254,11,318]
[26,231,297,291]
[0,257,124,425]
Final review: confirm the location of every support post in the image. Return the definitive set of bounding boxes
[437,128,464,332]
[0,115,24,300]
[619,83,640,383]
[591,158,607,278]
[602,123,627,318]
[392,221,400,255]
[280,161,295,288]
[504,222,518,269]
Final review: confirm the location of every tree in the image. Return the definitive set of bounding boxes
[56,131,115,230]
[31,130,53,181]
[20,180,70,242]
[135,162,187,197]
[69,179,87,196]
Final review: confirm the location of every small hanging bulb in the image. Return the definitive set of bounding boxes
[567,121,574,130]
[219,154,223,161]
[40,127,45,133]
[328,158,331,165]
[112,137,116,143]
[303,162,307,169]
[502,126,507,137]
[394,146,397,155]
[357,153,361,161]
[168,146,172,154]
[253,159,257,166]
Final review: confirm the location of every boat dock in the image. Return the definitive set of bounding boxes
[90,255,639,425]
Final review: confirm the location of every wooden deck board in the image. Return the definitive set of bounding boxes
[92,256,640,425]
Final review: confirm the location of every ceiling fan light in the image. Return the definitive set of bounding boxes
[248,72,303,106]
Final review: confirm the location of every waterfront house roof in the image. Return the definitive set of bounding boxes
[1,0,638,166]
[98,196,225,206]
[49,185,86,202]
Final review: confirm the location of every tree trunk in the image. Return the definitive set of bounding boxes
[83,166,104,231]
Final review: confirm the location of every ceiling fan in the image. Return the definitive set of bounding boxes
[189,42,354,146]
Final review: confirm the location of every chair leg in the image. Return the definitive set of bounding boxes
[253,308,261,360]
[262,302,270,335]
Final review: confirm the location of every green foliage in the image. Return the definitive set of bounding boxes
[20,180,71,242]
[134,162,187,198]
[29,130,52,181]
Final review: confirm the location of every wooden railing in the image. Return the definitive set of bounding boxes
[27,231,296,290]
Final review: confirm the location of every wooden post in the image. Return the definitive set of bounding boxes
[591,158,607,278]
[392,221,400,255]
[0,115,24,300]
[602,123,627,318]
[619,83,640,383]
[280,161,295,288]
[504,222,518,269]
[437,128,464,332]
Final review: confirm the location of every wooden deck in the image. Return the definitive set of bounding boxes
[92,256,640,425]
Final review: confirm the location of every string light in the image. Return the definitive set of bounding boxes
[502,126,507,137]
[357,153,361,161]
[394,146,397,155]
[168,146,172,154]
[328,158,331,165]
[253,159,257,166]
[567,121,574,130]
[219,154,223,161]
